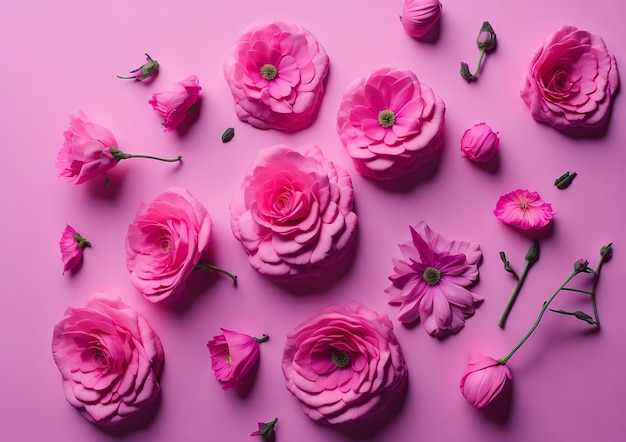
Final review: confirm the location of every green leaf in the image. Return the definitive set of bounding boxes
[549,308,597,325]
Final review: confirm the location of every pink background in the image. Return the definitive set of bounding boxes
[1,0,624,440]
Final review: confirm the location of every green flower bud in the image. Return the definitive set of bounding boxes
[476,21,496,51]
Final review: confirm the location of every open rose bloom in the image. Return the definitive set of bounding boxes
[460,354,512,409]
[51,294,164,426]
[386,222,482,338]
[494,189,555,230]
[337,67,445,181]
[149,74,202,132]
[282,303,407,424]
[521,26,619,131]
[56,112,118,184]
[126,187,211,303]
[207,329,265,390]
[230,144,357,281]
[224,21,329,132]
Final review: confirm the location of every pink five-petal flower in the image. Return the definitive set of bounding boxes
[494,189,555,230]
[224,21,329,132]
[337,67,445,181]
[60,224,91,274]
[282,302,407,425]
[149,74,202,132]
[521,26,619,131]
[207,329,268,390]
[56,111,118,184]
[400,0,442,38]
[386,221,483,337]
[51,293,164,426]
[460,354,512,408]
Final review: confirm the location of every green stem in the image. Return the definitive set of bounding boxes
[560,287,593,295]
[497,271,579,364]
[590,244,612,326]
[498,260,531,327]
[472,49,486,77]
[194,261,238,286]
[109,147,181,163]
[254,334,269,344]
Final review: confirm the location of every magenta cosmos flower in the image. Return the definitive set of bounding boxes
[460,354,512,408]
[51,294,164,426]
[521,26,619,131]
[230,144,357,282]
[400,0,442,38]
[224,21,329,132]
[282,302,407,425]
[149,74,202,132]
[60,224,90,274]
[337,67,445,181]
[386,222,482,337]
[207,329,269,390]
[494,189,555,230]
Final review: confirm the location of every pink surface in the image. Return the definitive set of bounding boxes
[1,0,624,440]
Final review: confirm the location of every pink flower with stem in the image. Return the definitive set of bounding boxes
[149,75,202,132]
[56,112,182,186]
[116,53,159,81]
[208,329,269,390]
[60,224,91,274]
[494,189,555,230]
[386,222,482,337]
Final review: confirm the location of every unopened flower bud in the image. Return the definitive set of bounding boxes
[460,122,499,162]
[117,53,159,81]
[600,243,613,259]
[525,240,539,264]
[400,0,442,38]
[574,259,588,272]
[460,62,474,81]
[476,22,497,51]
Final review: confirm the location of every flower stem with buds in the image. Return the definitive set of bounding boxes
[498,241,539,327]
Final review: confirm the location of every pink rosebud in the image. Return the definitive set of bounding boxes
[116,53,159,81]
[400,0,442,38]
[250,418,278,440]
[460,122,499,163]
[149,74,202,132]
[56,112,119,184]
[460,354,512,408]
[60,224,91,274]
[208,329,269,390]
[494,189,555,230]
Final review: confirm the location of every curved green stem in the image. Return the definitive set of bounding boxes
[472,49,486,77]
[109,147,181,163]
[194,261,238,286]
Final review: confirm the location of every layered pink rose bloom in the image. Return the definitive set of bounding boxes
[60,224,90,274]
[460,354,512,408]
[149,74,202,132]
[126,187,211,303]
[386,222,482,337]
[51,294,164,426]
[337,67,445,181]
[207,329,267,390]
[460,122,499,163]
[521,26,619,131]
[56,111,118,184]
[400,0,442,38]
[494,189,555,230]
[282,303,407,424]
[230,144,357,281]
[224,21,329,132]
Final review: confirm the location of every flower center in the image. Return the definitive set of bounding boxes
[423,267,441,285]
[331,349,351,368]
[519,196,529,211]
[260,64,278,81]
[226,351,232,365]
[378,110,396,128]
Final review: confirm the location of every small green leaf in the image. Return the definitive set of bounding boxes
[554,171,577,189]
[221,127,235,143]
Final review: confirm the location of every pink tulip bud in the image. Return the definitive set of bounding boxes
[460,122,499,162]
[400,0,442,38]
[460,354,512,408]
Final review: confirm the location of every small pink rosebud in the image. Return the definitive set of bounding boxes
[460,122,499,163]
[117,53,159,81]
[60,224,91,274]
[250,418,278,440]
[460,354,512,408]
[476,22,497,51]
[207,329,269,390]
[149,74,202,132]
[400,0,442,38]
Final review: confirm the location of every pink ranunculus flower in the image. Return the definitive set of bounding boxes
[460,354,512,408]
[282,302,407,425]
[460,122,499,163]
[224,21,329,132]
[60,224,91,274]
[126,187,236,303]
[230,144,357,281]
[494,189,555,230]
[51,294,164,426]
[521,26,619,131]
[149,74,202,132]
[56,111,119,184]
[386,222,483,337]
[400,0,442,38]
[337,67,445,181]
[207,329,269,390]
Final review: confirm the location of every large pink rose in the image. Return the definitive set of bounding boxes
[224,21,329,132]
[282,302,407,424]
[337,67,445,181]
[126,187,211,303]
[51,294,164,426]
[521,26,619,131]
[229,144,357,281]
